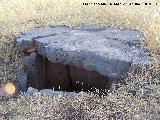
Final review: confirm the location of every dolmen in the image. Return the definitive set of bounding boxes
[16,24,149,93]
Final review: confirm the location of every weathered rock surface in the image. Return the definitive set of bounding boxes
[16,72,28,92]
[27,87,39,96]
[17,24,149,92]
[27,87,79,97]
[23,52,47,90]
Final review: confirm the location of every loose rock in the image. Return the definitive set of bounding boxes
[26,87,39,96]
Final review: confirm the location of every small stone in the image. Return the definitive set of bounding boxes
[40,89,55,96]
[40,89,78,97]
[26,87,39,96]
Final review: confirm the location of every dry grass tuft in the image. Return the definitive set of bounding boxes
[0,61,160,119]
[0,0,160,50]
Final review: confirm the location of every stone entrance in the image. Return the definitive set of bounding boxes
[16,24,149,94]
[25,53,110,93]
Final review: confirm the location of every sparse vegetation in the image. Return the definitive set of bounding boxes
[0,0,159,119]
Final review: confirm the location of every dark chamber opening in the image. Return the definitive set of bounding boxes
[26,54,111,94]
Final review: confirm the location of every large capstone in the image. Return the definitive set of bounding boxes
[16,24,149,92]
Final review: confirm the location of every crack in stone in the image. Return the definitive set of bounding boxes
[66,65,74,92]
[35,33,58,39]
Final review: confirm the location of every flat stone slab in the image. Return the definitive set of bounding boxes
[17,25,149,81]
